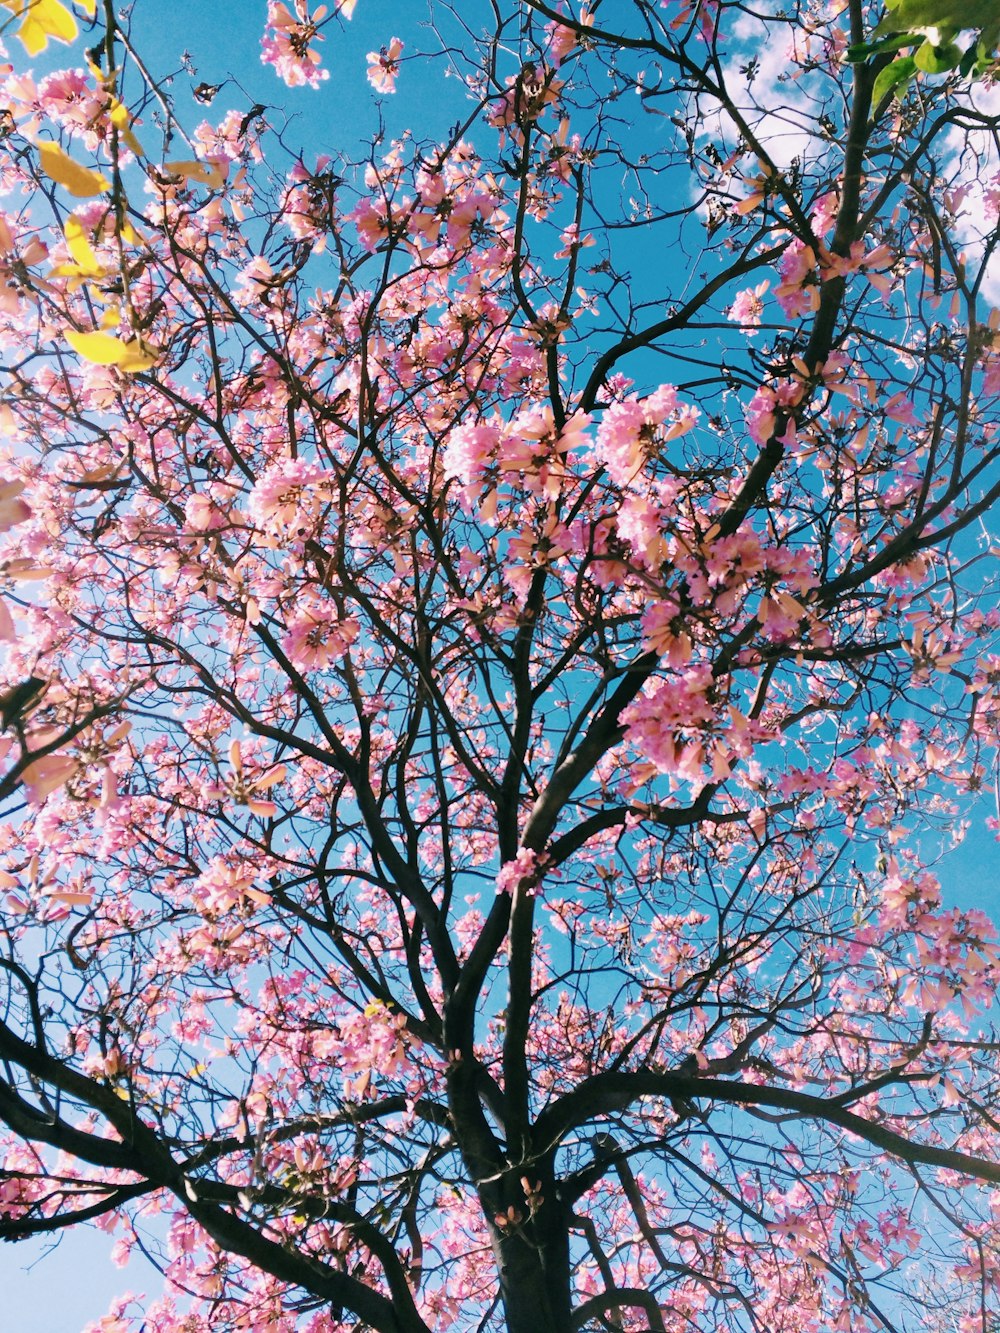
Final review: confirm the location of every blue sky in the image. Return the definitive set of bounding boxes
[6,1227,148,1331]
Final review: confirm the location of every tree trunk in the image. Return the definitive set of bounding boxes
[488,1183,574,1333]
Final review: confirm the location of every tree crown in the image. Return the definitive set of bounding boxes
[0,2,1000,1331]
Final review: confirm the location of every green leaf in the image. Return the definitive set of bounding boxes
[914,37,961,71]
[846,32,919,61]
[872,55,917,103]
[877,0,995,32]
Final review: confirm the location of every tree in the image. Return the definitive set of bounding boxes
[1,0,1000,1328]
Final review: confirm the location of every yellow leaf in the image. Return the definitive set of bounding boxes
[4,0,78,55]
[66,329,158,372]
[38,141,109,197]
[62,215,103,273]
[74,0,96,14]
[163,159,227,190]
[109,98,144,157]
[110,339,159,372]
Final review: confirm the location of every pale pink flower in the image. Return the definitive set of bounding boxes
[247,458,333,536]
[261,3,330,89]
[225,740,287,818]
[499,406,588,499]
[0,477,31,530]
[21,751,76,804]
[367,37,404,94]
[774,239,819,318]
[281,156,336,245]
[554,222,595,258]
[593,385,696,486]
[233,255,276,306]
[545,12,593,65]
[282,601,359,670]
[36,69,108,150]
[191,856,258,916]
[350,196,390,251]
[621,666,717,781]
[883,390,920,426]
[811,190,840,237]
[642,599,693,666]
[745,385,777,443]
[728,279,769,331]
[496,847,545,895]
[443,419,504,487]
[184,493,220,531]
[617,493,669,569]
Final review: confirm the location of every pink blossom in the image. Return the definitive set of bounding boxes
[367,37,404,94]
[496,847,546,894]
[554,222,595,258]
[621,665,717,782]
[544,12,593,65]
[642,599,693,665]
[190,857,258,916]
[745,385,778,443]
[233,255,276,306]
[282,601,360,670]
[883,390,920,426]
[261,3,330,89]
[728,279,769,331]
[443,419,504,487]
[280,156,336,245]
[350,196,390,251]
[0,476,30,530]
[36,69,109,150]
[184,493,220,532]
[593,385,697,486]
[247,458,334,538]
[811,190,839,237]
[774,238,818,318]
